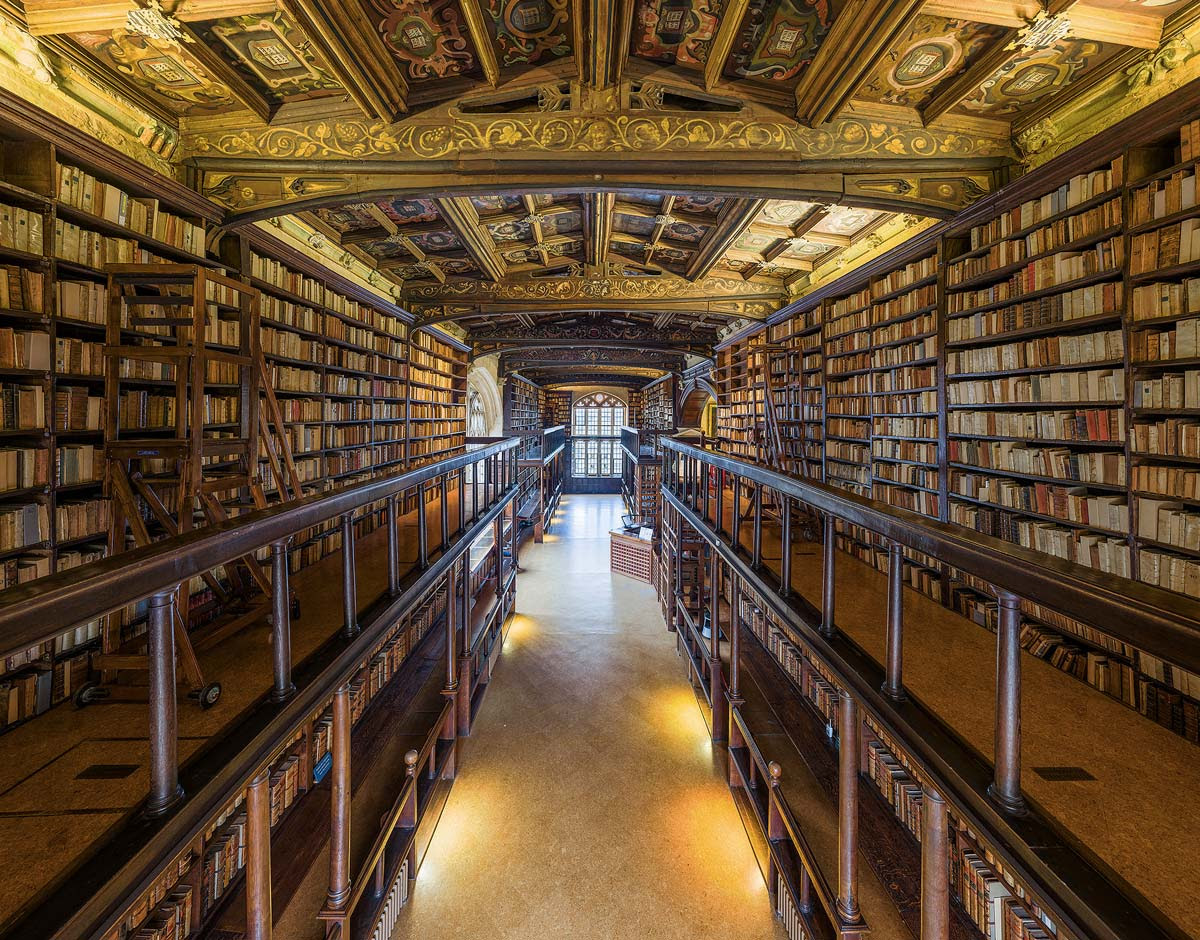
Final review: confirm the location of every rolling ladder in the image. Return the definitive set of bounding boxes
[81,264,304,708]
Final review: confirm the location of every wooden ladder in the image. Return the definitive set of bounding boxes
[86,265,303,708]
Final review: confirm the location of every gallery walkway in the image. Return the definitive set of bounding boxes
[386,494,786,940]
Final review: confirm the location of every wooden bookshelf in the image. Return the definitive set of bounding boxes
[407,328,467,470]
[640,374,676,432]
[503,372,546,435]
[767,306,824,481]
[712,115,1200,746]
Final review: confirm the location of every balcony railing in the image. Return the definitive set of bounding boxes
[659,437,1198,940]
[0,438,522,940]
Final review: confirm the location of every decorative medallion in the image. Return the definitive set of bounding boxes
[633,0,725,68]
[366,0,480,82]
[959,38,1111,115]
[725,0,835,83]
[483,0,571,67]
[207,12,341,99]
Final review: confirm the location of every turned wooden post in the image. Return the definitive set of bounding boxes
[269,540,295,702]
[779,494,793,597]
[837,690,862,924]
[752,484,763,568]
[439,473,450,551]
[340,513,358,637]
[728,573,742,705]
[385,495,400,595]
[882,541,906,701]
[766,761,784,907]
[458,467,466,535]
[146,590,182,816]
[327,685,351,910]
[245,770,273,940]
[920,786,950,940]
[417,483,429,569]
[821,513,836,638]
[444,564,460,775]
[991,591,1026,814]
[709,550,726,743]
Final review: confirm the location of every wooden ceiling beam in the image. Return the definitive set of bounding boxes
[459,0,501,86]
[703,0,751,90]
[434,197,508,282]
[174,23,275,125]
[23,0,274,32]
[588,192,615,270]
[278,0,408,120]
[922,0,1159,46]
[581,0,636,88]
[684,197,768,282]
[793,0,927,126]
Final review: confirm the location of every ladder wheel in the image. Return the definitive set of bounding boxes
[74,681,108,708]
[198,682,222,709]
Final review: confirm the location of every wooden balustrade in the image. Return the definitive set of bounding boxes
[659,437,1200,940]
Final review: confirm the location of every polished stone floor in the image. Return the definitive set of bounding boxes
[392,494,786,939]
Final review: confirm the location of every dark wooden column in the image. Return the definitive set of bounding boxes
[439,473,450,551]
[882,541,906,701]
[245,770,273,940]
[990,591,1026,813]
[269,540,294,702]
[327,685,351,911]
[821,513,836,637]
[709,549,727,743]
[752,484,763,568]
[728,573,743,706]
[340,513,358,637]
[417,482,429,569]
[146,590,182,816]
[920,786,950,940]
[385,495,400,595]
[444,563,460,773]
[779,495,792,597]
[836,690,861,924]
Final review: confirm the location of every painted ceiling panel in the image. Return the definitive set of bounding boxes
[856,15,1007,110]
[408,231,462,252]
[541,210,583,235]
[666,221,708,243]
[723,0,839,84]
[383,198,443,225]
[813,205,882,235]
[195,11,344,104]
[614,214,657,236]
[488,220,534,241]
[71,30,239,115]
[363,0,482,82]
[481,0,573,67]
[672,194,731,216]
[471,194,524,216]
[954,38,1120,117]
[631,0,727,69]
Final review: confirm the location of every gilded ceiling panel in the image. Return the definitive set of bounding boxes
[665,221,708,243]
[758,199,817,226]
[955,38,1120,117]
[382,198,443,224]
[631,0,727,69]
[487,220,534,241]
[541,210,582,235]
[856,16,1008,110]
[471,194,524,216]
[409,231,463,252]
[71,30,237,115]
[813,204,882,235]
[723,0,839,84]
[614,214,657,236]
[481,0,572,67]
[672,194,731,216]
[363,0,481,82]
[197,11,344,104]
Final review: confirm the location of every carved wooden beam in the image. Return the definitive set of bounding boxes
[582,0,636,88]
[794,0,927,126]
[643,195,676,265]
[684,197,768,282]
[588,192,615,270]
[341,219,449,245]
[279,0,408,120]
[24,0,275,32]
[459,0,501,86]
[360,204,448,283]
[922,0,1161,47]
[434,197,508,282]
[704,0,751,91]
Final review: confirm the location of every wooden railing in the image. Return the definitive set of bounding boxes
[659,437,1197,940]
[0,439,522,940]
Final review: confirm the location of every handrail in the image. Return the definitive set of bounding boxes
[0,437,521,661]
[661,437,1200,675]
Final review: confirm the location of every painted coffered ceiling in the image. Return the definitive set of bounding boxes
[12,0,1200,377]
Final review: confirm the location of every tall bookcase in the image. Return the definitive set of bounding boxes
[407,328,467,470]
[503,372,546,435]
[766,306,824,480]
[713,116,1200,745]
[640,374,676,431]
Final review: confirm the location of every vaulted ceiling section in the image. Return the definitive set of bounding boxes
[17,0,1200,383]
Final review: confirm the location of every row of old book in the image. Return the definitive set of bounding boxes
[946,407,1123,441]
[1130,219,1200,274]
[968,165,1117,249]
[946,367,1124,406]
[947,440,1125,485]
[950,473,1129,531]
[0,264,43,312]
[948,330,1124,374]
[1130,315,1200,361]
[946,281,1122,343]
